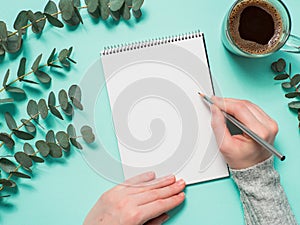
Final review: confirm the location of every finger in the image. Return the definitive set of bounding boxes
[136,179,186,205]
[144,213,169,225]
[124,171,156,185]
[132,175,176,193]
[211,104,238,153]
[139,192,185,224]
[211,96,265,132]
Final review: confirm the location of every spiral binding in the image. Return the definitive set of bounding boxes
[101,30,203,56]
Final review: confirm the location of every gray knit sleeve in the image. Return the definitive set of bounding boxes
[230,157,298,225]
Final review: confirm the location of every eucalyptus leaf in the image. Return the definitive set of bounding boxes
[275,58,286,72]
[46,130,56,143]
[48,143,63,158]
[0,158,16,173]
[59,0,76,21]
[13,11,29,34]
[17,57,26,81]
[47,48,56,65]
[0,179,16,188]
[132,9,142,19]
[100,0,110,20]
[80,125,95,143]
[86,0,100,18]
[0,21,8,42]
[121,3,131,20]
[70,137,82,149]
[48,91,56,106]
[132,0,143,10]
[2,69,10,88]
[10,171,31,179]
[285,92,300,98]
[31,53,42,73]
[67,124,76,137]
[0,45,5,56]
[49,63,63,68]
[29,155,45,163]
[62,102,74,116]
[14,152,33,168]
[6,86,25,94]
[60,59,71,68]
[291,74,300,87]
[27,99,39,118]
[35,140,50,157]
[71,97,83,110]
[23,143,35,155]
[2,32,22,54]
[110,9,120,21]
[22,79,39,84]
[34,70,51,84]
[21,119,36,133]
[125,0,132,5]
[45,13,64,28]
[282,82,292,89]
[74,6,83,24]
[13,129,35,140]
[58,49,69,62]
[274,74,289,80]
[56,131,70,149]
[68,84,82,102]
[38,99,48,119]
[44,0,59,18]
[26,10,39,32]
[74,0,81,7]
[110,0,125,11]
[4,112,17,131]
[32,12,46,34]
[288,101,300,110]
[49,105,64,120]
[0,133,15,149]
[0,98,14,104]
[59,89,69,110]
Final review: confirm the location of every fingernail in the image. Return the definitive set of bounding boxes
[177,179,185,186]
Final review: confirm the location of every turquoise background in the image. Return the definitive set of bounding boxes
[0,0,300,224]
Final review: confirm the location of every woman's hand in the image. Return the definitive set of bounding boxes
[84,172,185,225]
[211,97,278,169]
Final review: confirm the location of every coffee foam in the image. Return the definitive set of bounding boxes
[228,0,283,55]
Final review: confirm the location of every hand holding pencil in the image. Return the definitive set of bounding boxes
[203,95,281,170]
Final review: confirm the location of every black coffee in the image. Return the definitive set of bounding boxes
[228,0,283,54]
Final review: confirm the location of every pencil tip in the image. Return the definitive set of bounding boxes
[198,92,204,97]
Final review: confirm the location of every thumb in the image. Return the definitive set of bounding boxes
[144,213,169,225]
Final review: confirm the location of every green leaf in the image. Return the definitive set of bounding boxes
[132,0,143,10]
[14,152,33,168]
[125,0,132,5]
[38,99,48,119]
[26,10,38,30]
[0,179,16,188]
[67,124,76,137]
[86,0,100,17]
[68,84,82,102]
[29,155,45,163]
[22,79,39,85]
[17,57,26,81]
[3,31,22,54]
[35,140,50,157]
[291,74,300,87]
[58,48,69,62]
[59,0,75,21]
[13,129,35,140]
[21,119,36,133]
[48,91,56,106]
[80,125,95,143]
[46,130,56,143]
[56,131,70,149]
[132,9,142,18]
[13,10,29,34]
[44,0,59,18]
[49,63,63,68]
[48,143,63,158]
[62,102,74,116]
[23,143,35,155]
[6,86,25,94]
[31,53,43,73]
[74,0,81,7]
[99,0,110,20]
[71,97,83,110]
[59,89,69,110]
[34,70,51,84]
[10,171,31,179]
[0,21,8,42]
[74,6,83,24]
[273,58,286,73]
[27,99,39,118]
[32,12,46,34]
[285,92,300,98]
[70,137,83,149]
[121,3,131,20]
[45,13,64,28]
[5,112,17,131]
[0,133,15,149]
[49,105,64,120]
[0,98,14,104]
[110,9,121,21]
[2,69,10,88]
[288,101,300,110]
[274,74,289,80]
[47,48,56,65]
[110,0,124,11]
[0,158,16,173]
[0,45,5,56]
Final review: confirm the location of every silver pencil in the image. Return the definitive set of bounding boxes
[198,92,285,161]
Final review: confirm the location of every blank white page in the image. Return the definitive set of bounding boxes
[101,32,229,184]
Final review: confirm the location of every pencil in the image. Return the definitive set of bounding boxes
[198,92,286,161]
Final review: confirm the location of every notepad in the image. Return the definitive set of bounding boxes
[100,31,229,184]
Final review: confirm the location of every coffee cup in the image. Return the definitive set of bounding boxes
[221,0,300,57]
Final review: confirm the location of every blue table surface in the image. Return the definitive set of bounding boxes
[1,0,300,224]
